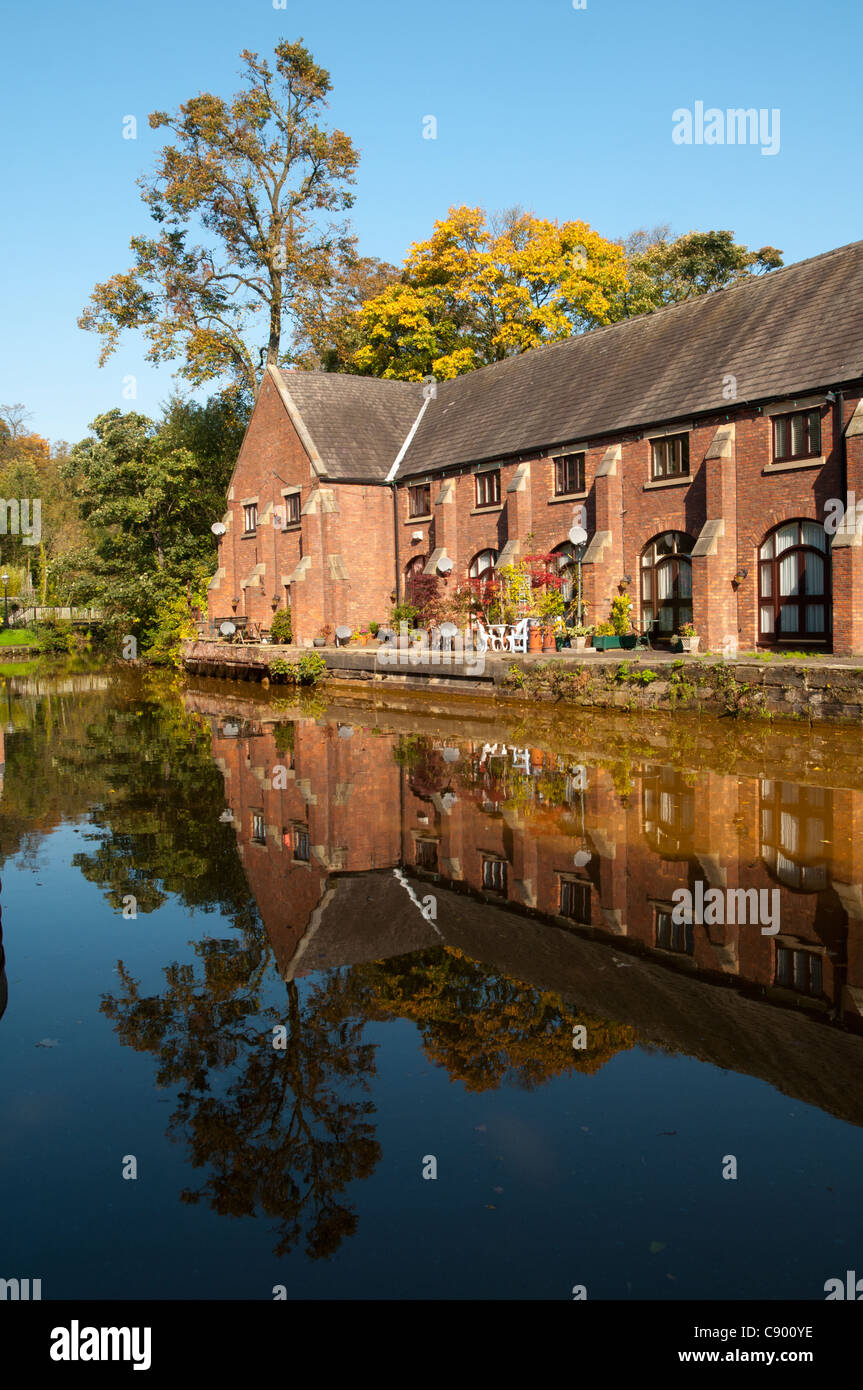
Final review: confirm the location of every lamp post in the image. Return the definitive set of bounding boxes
[1,573,8,629]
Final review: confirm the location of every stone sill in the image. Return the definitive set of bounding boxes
[762,457,825,474]
[547,492,588,505]
[643,476,691,491]
[405,515,433,524]
[241,531,257,539]
[470,504,504,516]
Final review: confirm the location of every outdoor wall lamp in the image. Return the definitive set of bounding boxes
[271,594,280,610]
[733,568,748,583]
[232,596,240,611]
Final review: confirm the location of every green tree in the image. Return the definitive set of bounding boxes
[614,227,783,317]
[79,40,360,393]
[58,396,245,645]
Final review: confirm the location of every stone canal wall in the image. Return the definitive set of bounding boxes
[180,639,863,724]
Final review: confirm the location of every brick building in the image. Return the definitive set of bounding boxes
[209,238,863,653]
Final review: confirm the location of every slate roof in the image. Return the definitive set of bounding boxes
[275,239,863,482]
[274,369,423,481]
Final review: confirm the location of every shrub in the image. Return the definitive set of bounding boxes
[610,593,633,635]
[390,601,418,628]
[269,608,293,644]
[296,652,326,685]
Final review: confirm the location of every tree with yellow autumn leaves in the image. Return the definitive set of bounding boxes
[352,205,628,380]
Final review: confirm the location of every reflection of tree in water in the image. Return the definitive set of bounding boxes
[347,947,636,1092]
[101,943,381,1260]
[100,935,635,1259]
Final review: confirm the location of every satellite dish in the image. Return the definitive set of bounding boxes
[335,625,352,643]
[211,521,227,536]
[569,525,588,546]
[439,622,458,637]
[338,724,354,739]
[573,849,592,868]
[437,556,453,575]
[219,620,236,637]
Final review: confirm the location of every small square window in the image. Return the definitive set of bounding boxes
[293,826,310,862]
[554,453,585,496]
[773,409,821,463]
[560,877,590,923]
[655,906,693,955]
[475,470,501,508]
[482,856,507,893]
[285,493,301,525]
[650,435,689,481]
[243,503,258,533]
[409,484,431,517]
[415,839,439,870]
[251,811,266,844]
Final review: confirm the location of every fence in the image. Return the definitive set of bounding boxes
[10,606,104,626]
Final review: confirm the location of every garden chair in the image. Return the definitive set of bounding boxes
[506,618,530,654]
[475,616,506,651]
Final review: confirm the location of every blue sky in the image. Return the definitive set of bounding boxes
[1,0,860,445]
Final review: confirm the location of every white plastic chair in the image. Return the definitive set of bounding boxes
[475,617,505,652]
[506,618,529,654]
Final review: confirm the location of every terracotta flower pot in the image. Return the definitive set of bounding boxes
[542,626,556,651]
[528,626,543,652]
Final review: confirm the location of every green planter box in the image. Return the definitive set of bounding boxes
[592,634,637,651]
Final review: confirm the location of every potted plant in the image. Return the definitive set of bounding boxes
[527,617,543,652]
[269,608,292,646]
[567,624,593,651]
[677,621,699,653]
[591,620,615,650]
[539,589,564,651]
[368,621,380,639]
[313,624,332,649]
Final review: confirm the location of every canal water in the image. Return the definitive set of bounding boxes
[1,664,861,1300]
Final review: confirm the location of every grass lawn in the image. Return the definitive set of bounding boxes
[0,628,38,647]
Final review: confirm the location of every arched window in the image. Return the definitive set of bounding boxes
[641,532,694,636]
[758,520,831,645]
[468,549,497,579]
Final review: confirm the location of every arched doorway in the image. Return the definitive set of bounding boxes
[640,532,694,637]
[404,554,426,603]
[758,520,831,647]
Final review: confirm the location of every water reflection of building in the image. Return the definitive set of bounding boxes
[199,706,863,1036]
[191,700,863,1124]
